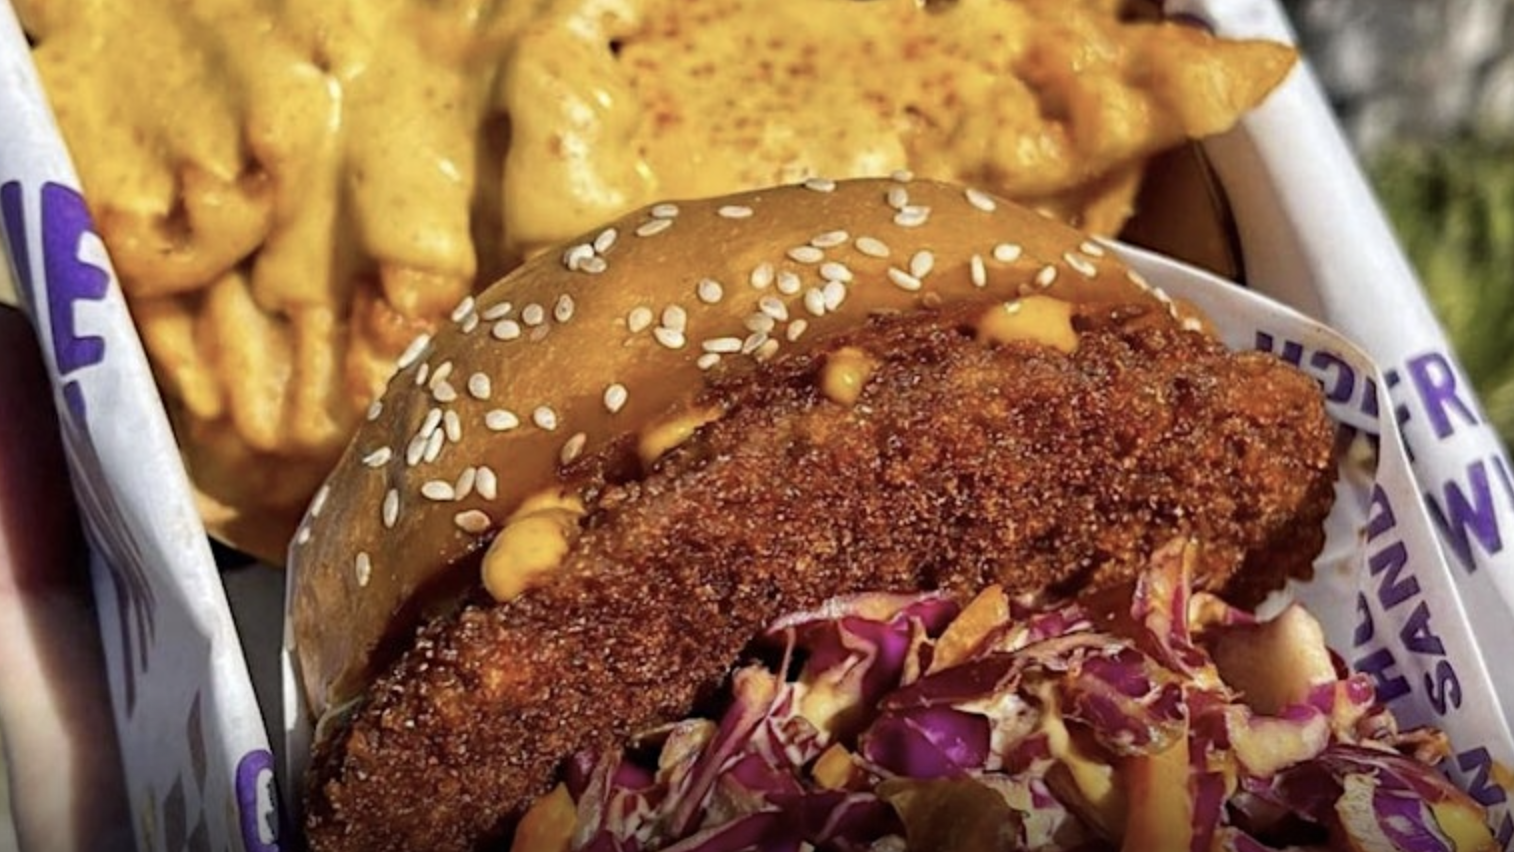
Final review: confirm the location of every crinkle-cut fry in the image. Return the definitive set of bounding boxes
[1136,26,1298,138]
[204,270,293,454]
[345,280,433,410]
[286,305,356,455]
[1035,159,1149,236]
[101,164,273,298]
[379,263,473,323]
[133,295,225,423]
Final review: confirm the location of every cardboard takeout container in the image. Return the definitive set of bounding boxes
[4,1,1514,849]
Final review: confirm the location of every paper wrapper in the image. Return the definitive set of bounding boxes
[2,0,1513,848]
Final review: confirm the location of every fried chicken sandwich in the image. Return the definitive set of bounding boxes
[289,179,1489,852]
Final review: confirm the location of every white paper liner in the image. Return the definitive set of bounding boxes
[2,0,1512,848]
[0,4,281,851]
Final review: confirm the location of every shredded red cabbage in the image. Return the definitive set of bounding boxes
[518,540,1494,852]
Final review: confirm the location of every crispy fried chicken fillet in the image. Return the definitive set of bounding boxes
[305,302,1335,852]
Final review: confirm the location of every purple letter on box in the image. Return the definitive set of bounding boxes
[42,184,109,420]
[235,749,282,851]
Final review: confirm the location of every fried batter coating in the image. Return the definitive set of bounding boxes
[306,304,1336,852]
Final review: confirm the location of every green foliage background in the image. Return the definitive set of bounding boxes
[1369,136,1514,447]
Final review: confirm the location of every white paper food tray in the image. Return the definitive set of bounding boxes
[2,1,1513,849]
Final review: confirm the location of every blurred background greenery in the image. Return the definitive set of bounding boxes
[1284,0,1514,446]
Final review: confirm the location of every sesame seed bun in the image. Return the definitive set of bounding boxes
[288,177,1188,719]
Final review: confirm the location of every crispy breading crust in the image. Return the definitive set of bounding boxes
[306,303,1336,852]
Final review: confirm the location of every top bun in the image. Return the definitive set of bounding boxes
[289,177,1189,717]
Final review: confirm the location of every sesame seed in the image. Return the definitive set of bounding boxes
[758,296,789,321]
[697,278,724,304]
[703,336,744,354]
[355,552,372,587]
[855,236,890,258]
[992,243,1023,263]
[718,205,754,219]
[419,408,443,439]
[295,524,311,546]
[432,381,458,404]
[396,334,432,370]
[628,306,654,333]
[787,319,809,341]
[1036,265,1058,288]
[887,267,923,292]
[382,489,400,529]
[310,484,331,517]
[593,227,618,254]
[522,303,546,326]
[421,480,456,502]
[662,305,688,332]
[455,466,477,500]
[455,509,492,535]
[909,250,935,279]
[756,339,780,361]
[415,362,430,386]
[820,261,854,283]
[482,301,514,321]
[450,295,476,323]
[651,203,680,219]
[579,256,607,275]
[742,331,770,355]
[653,327,687,350]
[697,353,722,370]
[745,313,776,334]
[891,169,914,182]
[405,432,427,467]
[604,383,628,414]
[468,373,492,400]
[367,400,384,421]
[429,361,454,386]
[811,230,850,249]
[787,245,824,264]
[1080,240,1106,257]
[893,206,930,228]
[485,409,520,432]
[777,271,802,295]
[560,432,588,465]
[1151,286,1174,306]
[1127,269,1152,290]
[1181,316,1204,332]
[965,187,997,212]
[362,447,393,468]
[554,294,576,322]
[492,320,522,341]
[886,186,909,210]
[562,243,594,270]
[1004,301,1024,315]
[423,428,445,463]
[443,410,462,443]
[971,254,987,288]
[822,280,847,311]
[749,262,775,290]
[636,218,674,238]
[803,288,827,316]
[1064,252,1097,278]
[460,313,480,334]
[533,406,559,431]
[803,177,836,192]
[476,466,498,501]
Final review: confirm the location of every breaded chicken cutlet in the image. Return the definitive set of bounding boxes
[305,302,1336,852]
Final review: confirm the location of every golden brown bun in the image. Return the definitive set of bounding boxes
[288,178,1191,718]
